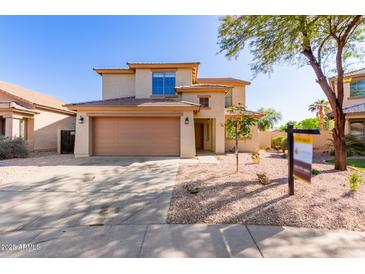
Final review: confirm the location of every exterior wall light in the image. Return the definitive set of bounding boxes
[185,117,189,125]
[78,116,84,124]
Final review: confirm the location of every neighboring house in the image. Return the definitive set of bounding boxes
[0,81,75,151]
[65,62,259,158]
[330,68,365,141]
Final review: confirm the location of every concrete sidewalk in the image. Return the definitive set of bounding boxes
[1,224,365,258]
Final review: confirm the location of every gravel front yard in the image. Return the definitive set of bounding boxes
[167,152,365,231]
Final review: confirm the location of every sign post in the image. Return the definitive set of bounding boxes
[286,124,320,195]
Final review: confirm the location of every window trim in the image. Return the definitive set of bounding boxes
[199,97,210,108]
[225,90,233,108]
[152,71,176,96]
[350,78,365,97]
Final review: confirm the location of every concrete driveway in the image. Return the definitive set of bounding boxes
[0,155,179,257]
[1,154,365,258]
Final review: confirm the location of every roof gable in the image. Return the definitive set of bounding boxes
[0,81,72,113]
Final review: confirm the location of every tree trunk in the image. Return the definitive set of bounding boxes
[333,103,347,170]
[235,123,239,173]
[302,48,347,170]
[319,107,324,131]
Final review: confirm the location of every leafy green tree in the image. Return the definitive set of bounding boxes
[308,99,331,131]
[226,105,259,172]
[279,121,299,132]
[298,118,320,129]
[257,107,282,131]
[218,15,365,170]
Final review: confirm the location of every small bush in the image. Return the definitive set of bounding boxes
[257,172,271,185]
[328,149,335,156]
[265,146,270,152]
[346,134,365,156]
[183,183,200,194]
[312,168,320,176]
[251,151,260,164]
[271,136,288,152]
[0,136,28,160]
[281,153,288,159]
[349,173,364,192]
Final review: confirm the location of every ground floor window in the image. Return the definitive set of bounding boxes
[12,118,27,139]
[350,120,365,142]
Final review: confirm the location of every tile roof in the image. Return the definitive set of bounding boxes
[0,81,73,113]
[65,96,201,107]
[342,103,365,114]
[225,109,264,117]
[197,77,251,85]
[0,101,39,114]
[127,62,200,66]
[175,84,233,89]
[329,67,365,80]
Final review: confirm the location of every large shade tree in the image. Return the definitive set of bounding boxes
[218,15,364,170]
[308,99,331,131]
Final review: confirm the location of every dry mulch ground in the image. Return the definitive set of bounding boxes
[167,152,365,231]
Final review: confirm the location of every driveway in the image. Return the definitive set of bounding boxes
[0,154,179,256]
[1,154,365,258]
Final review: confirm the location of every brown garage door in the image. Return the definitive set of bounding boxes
[93,117,180,156]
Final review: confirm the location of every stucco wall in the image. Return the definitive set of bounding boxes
[135,69,152,98]
[33,108,75,151]
[231,86,245,106]
[74,112,92,157]
[181,92,226,153]
[176,68,193,87]
[180,111,196,157]
[257,130,332,151]
[134,68,193,98]
[102,74,135,99]
[225,125,260,153]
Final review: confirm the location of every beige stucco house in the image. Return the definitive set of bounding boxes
[0,81,75,151]
[330,68,365,140]
[66,62,259,158]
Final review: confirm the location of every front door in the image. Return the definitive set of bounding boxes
[195,123,204,150]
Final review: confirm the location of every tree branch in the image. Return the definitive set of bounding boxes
[317,34,331,67]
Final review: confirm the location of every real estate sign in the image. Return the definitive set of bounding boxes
[293,134,313,183]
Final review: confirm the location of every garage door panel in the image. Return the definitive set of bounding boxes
[93,117,180,156]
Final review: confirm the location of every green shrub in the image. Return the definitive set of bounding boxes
[349,172,364,192]
[346,134,365,156]
[271,136,288,152]
[0,136,28,160]
[183,183,200,194]
[312,169,320,176]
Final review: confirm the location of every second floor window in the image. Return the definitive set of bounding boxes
[225,90,233,107]
[350,79,365,97]
[199,97,209,108]
[152,72,176,95]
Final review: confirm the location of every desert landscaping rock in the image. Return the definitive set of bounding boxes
[168,152,365,231]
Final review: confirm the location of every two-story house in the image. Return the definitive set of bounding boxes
[330,68,365,142]
[65,62,258,157]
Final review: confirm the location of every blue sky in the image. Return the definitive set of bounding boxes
[0,16,326,125]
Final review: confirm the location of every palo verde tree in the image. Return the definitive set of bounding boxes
[225,105,259,172]
[308,99,331,131]
[257,107,282,131]
[218,15,365,170]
